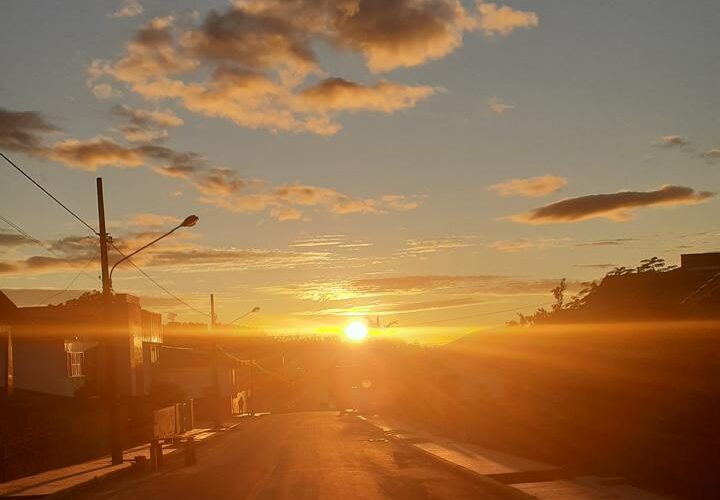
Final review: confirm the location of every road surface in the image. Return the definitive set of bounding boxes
[78,411,506,500]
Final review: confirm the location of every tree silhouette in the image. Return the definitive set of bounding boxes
[507,256,680,326]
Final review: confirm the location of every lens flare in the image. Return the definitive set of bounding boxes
[344,320,368,342]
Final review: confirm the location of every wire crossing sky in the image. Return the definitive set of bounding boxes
[1,0,719,342]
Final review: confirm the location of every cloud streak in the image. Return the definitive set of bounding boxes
[511,185,714,224]
[490,175,567,197]
[267,274,571,303]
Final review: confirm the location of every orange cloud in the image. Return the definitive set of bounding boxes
[295,78,435,113]
[400,237,475,257]
[45,137,145,170]
[127,213,181,227]
[381,194,422,212]
[88,1,538,134]
[659,135,690,148]
[490,175,568,197]
[2,106,421,221]
[0,233,31,248]
[475,1,539,36]
[268,274,572,302]
[488,96,514,114]
[511,185,714,224]
[489,238,570,252]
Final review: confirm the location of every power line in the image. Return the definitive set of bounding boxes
[408,302,552,327]
[110,241,210,317]
[0,214,47,249]
[0,213,99,289]
[1,152,205,317]
[39,248,99,304]
[0,151,98,235]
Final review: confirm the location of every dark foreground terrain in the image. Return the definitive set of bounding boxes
[75,411,504,500]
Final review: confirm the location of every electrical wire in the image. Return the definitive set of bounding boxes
[0,152,207,318]
[39,248,99,304]
[0,213,99,290]
[0,152,98,235]
[110,241,210,317]
[408,302,553,327]
[0,214,47,249]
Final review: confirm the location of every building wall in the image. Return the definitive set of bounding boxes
[1,335,85,397]
[0,293,163,399]
[110,295,163,397]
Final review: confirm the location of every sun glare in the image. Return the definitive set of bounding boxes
[344,320,368,342]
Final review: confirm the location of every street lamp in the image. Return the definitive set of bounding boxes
[109,215,198,287]
[227,306,261,325]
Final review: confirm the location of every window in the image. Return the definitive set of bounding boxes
[66,351,84,378]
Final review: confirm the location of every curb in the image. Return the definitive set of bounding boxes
[34,423,242,499]
[355,415,535,500]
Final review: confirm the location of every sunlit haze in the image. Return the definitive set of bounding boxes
[1,1,717,343]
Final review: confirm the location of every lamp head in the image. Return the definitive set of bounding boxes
[181,215,199,228]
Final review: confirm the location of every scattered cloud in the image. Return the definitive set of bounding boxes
[490,175,567,198]
[658,135,690,148]
[289,235,372,249]
[0,229,332,276]
[488,97,514,114]
[92,83,123,100]
[302,296,491,317]
[110,0,143,18]
[88,1,538,135]
[289,235,346,248]
[703,149,720,162]
[295,78,436,113]
[45,136,145,170]
[511,185,714,224]
[400,237,475,257]
[1,106,421,221]
[267,274,570,303]
[0,233,31,248]
[381,194,424,212]
[488,237,570,252]
[575,238,637,247]
[0,108,59,154]
[113,105,183,128]
[112,104,183,142]
[573,263,617,270]
[127,213,181,228]
[0,263,20,273]
[141,247,331,271]
[196,179,423,220]
[475,1,539,36]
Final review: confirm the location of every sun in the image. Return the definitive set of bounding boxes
[343,320,368,342]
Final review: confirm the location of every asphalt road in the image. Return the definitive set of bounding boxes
[77,411,506,500]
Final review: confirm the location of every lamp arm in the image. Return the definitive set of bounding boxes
[109,225,180,279]
[228,310,257,325]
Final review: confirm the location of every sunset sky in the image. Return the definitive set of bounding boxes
[1,0,719,342]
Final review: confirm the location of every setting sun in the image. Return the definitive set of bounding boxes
[343,321,368,342]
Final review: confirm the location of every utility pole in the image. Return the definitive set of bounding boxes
[2,326,13,399]
[210,294,221,429]
[97,178,122,465]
